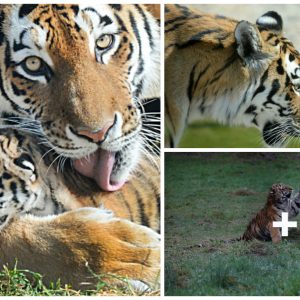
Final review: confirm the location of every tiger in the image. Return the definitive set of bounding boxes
[165,4,300,148]
[0,4,160,291]
[240,183,300,243]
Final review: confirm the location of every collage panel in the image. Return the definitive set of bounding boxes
[165,4,300,148]
[165,152,300,296]
[0,3,161,296]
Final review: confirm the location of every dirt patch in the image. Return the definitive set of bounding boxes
[230,188,257,196]
[248,242,273,256]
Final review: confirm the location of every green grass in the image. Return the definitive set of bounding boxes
[165,153,300,296]
[178,120,300,148]
[0,263,159,296]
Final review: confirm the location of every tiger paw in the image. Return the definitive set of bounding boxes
[57,207,160,289]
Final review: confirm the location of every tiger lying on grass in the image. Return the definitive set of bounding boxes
[0,4,160,291]
[165,4,300,147]
[240,183,300,243]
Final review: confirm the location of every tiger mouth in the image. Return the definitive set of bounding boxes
[72,148,125,192]
[262,120,300,146]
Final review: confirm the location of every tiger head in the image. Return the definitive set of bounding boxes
[0,4,159,191]
[268,183,300,218]
[234,11,300,146]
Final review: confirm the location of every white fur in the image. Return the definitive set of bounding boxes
[257,16,278,26]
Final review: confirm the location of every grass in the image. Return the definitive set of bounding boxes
[178,120,300,148]
[165,153,300,296]
[0,263,159,296]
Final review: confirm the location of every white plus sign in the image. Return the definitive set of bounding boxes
[273,212,297,237]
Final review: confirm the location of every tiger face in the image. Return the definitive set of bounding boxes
[0,4,159,191]
[238,12,300,146]
[267,183,300,219]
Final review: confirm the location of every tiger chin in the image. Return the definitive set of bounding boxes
[240,183,300,243]
[165,5,300,148]
[0,4,160,291]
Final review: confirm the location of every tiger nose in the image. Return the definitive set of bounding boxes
[77,121,115,143]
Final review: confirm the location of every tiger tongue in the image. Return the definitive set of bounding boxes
[72,149,125,191]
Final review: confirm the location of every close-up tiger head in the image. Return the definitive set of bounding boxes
[165,5,300,148]
[235,11,300,146]
[0,4,160,191]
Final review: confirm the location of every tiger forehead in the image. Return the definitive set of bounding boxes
[28,5,87,49]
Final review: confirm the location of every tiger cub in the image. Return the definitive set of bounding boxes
[241,183,300,243]
[0,130,75,230]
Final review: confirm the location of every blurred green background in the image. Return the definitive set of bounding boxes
[179,121,300,148]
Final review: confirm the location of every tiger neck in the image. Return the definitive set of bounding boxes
[189,78,261,127]
[187,51,271,129]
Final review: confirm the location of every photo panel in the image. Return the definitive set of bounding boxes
[165,152,300,296]
[0,3,161,296]
[165,4,300,148]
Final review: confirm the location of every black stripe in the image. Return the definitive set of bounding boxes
[71,5,79,16]
[193,64,210,96]
[119,192,133,222]
[127,43,134,61]
[165,15,190,26]
[19,5,38,18]
[213,54,236,78]
[10,181,19,203]
[187,63,197,102]
[109,5,122,11]
[263,79,281,107]
[135,5,154,49]
[134,189,149,227]
[0,11,5,46]
[252,69,268,100]
[115,14,128,32]
[177,29,221,49]
[0,215,8,225]
[165,16,203,34]
[101,15,113,26]
[129,12,142,59]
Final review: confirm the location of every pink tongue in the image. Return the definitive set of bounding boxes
[73,149,125,191]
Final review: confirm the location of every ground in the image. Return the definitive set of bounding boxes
[0,264,159,296]
[176,4,300,148]
[165,153,300,296]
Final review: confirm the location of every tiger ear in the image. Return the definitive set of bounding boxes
[234,20,271,70]
[144,4,160,21]
[256,11,283,34]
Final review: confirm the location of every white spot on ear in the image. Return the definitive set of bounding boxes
[22,161,35,171]
[257,16,278,26]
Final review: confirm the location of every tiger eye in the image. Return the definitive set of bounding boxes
[96,34,113,50]
[25,56,42,72]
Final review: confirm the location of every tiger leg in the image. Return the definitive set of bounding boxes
[0,207,160,290]
[165,94,189,148]
[269,225,282,243]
